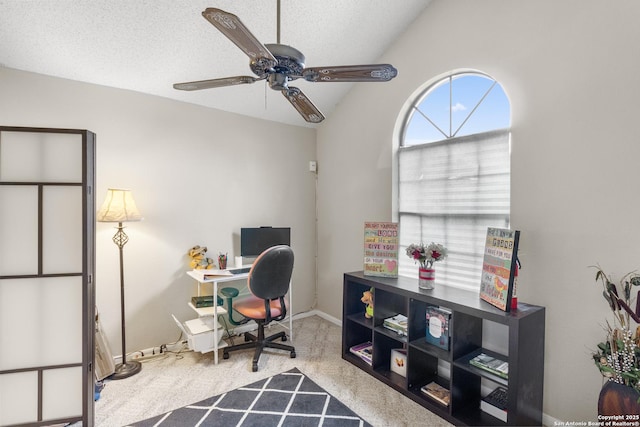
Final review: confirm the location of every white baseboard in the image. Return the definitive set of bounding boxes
[543,413,561,427]
[113,310,557,426]
[293,309,341,327]
[115,310,338,364]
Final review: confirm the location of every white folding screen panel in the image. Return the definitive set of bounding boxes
[43,186,83,274]
[0,131,82,182]
[0,186,38,275]
[0,371,38,426]
[0,127,94,427]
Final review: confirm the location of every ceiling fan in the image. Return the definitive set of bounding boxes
[173,2,398,123]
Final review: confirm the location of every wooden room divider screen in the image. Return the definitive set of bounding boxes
[0,126,96,426]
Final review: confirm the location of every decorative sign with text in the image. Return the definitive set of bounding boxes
[480,227,520,312]
[363,222,398,277]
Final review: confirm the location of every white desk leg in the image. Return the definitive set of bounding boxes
[289,279,293,342]
[213,279,219,365]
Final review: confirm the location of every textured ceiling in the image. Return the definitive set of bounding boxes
[0,0,432,127]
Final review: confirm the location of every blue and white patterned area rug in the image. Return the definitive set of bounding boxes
[128,368,372,427]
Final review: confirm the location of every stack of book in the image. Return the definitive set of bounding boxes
[481,386,508,422]
[349,342,373,365]
[191,295,214,308]
[383,314,408,336]
[420,381,450,406]
[469,353,509,379]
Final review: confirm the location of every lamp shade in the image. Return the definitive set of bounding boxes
[97,188,143,223]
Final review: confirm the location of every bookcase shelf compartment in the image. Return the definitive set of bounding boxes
[342,271,545,427]
[454,348,509,387]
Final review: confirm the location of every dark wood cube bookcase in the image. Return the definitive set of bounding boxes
[342,271,545,426]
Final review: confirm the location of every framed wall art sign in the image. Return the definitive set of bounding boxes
[479,227,520,312]
[363,221,398,277]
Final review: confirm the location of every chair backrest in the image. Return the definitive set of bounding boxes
[247,245,294,301]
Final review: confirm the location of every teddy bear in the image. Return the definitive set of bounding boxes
[188,245,215,269]
[361,288,374,319]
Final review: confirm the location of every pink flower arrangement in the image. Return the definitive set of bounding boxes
[406,242,448,269]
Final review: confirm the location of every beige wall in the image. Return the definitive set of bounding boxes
[0,67,317,354]
[316,0,640,422]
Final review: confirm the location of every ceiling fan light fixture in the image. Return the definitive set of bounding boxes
[268,73,288,91]
[173,6,399,124]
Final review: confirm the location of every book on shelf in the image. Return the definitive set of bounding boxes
[349,341,373,365]
[425,306,451,350]
[480,386,508,422]
[420,381,450,406]
[191,295,215,308]
[191,295,224,308]
[469,353,509,379]
[383,314,408,336]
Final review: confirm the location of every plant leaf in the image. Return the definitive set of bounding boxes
[607,281,619,297]
[603,291,616,310]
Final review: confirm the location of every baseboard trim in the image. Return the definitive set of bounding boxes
[111,310,558,425]
[293,309,341,327]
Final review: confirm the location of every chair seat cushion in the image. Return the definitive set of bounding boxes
[233,295,288,320]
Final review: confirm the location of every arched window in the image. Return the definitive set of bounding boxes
[397,71,511,290]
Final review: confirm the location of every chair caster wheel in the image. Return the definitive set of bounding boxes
[223,352,229,360]
[282,335,287,342]
[252,363,258,372]
[290,351,296,358]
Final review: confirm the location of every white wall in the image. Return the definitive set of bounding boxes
[316,0,640,422]
[0,67,317,355]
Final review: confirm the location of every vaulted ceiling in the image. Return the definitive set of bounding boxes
[0,0,432,127]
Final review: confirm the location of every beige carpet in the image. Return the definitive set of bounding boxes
[95,315,453,427]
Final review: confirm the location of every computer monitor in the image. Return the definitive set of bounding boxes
[240,227,291,257]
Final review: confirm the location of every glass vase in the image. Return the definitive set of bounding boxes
[418,267,436,289]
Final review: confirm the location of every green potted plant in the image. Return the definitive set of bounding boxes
[591,266,640,415]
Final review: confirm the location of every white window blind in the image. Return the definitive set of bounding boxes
[398,129,510,290]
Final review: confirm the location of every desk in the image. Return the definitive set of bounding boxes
[186,270,293,365]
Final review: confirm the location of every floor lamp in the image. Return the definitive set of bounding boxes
[97,188,143,380]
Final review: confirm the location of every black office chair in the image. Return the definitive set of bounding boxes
[222,245,296,371]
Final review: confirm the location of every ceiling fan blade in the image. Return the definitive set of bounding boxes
[202,8,277,71]
[173,76,260,91]
[302,64,398,82]
[282,87,325,123]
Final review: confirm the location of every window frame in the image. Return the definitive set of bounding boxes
[392,70,511,290]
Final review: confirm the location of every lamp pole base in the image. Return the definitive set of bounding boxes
[110,360,142,380]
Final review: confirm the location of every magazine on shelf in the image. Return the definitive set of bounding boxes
[479,227,520,312]
[383,314,408,336]
[469,353,509,379]
[481,386,508,422]
[420,382,450,406]
[349,341,373,365]
[425,306,451,350]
